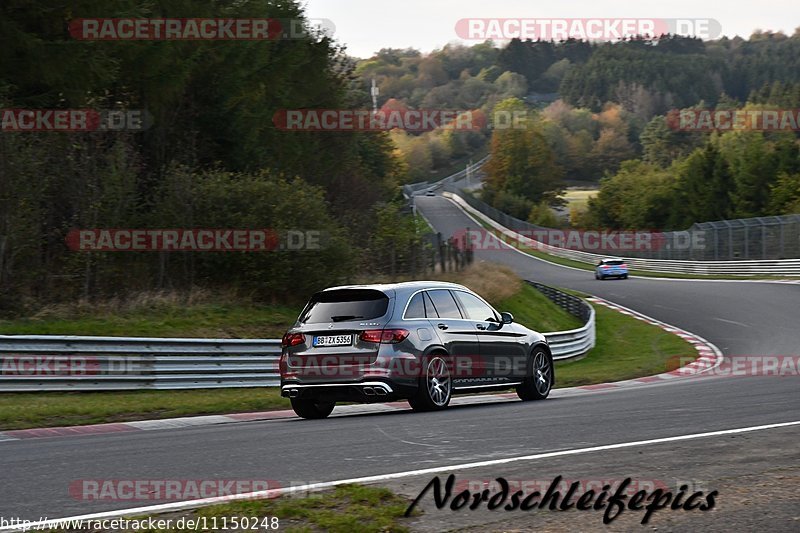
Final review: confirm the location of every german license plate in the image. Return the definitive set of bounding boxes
[313,334,353,347]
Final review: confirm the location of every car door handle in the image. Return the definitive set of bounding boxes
[476,324,486,330]
[437,323,448,330]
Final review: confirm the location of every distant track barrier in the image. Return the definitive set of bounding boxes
[446,192,800,276]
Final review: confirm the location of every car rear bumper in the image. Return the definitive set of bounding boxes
[280,379,415,402]
[599,269,628,276]
[281,350,421,386]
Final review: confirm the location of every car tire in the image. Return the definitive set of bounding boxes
[516,347,553,401]
[290,398,335,419]
[622,274,628,279]
[408,355,452,411]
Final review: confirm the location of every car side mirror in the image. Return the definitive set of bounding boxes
[500,312,513,324]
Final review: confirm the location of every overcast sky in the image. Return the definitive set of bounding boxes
[304,0,799,58]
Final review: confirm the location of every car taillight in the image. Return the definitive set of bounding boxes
[359,330,383,343]
[281,332,305,347]
[359,329,409,344]
[601,265,610,269]
[621,264,628,268]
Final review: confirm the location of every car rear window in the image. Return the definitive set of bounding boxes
[299,289,389,324]
[605,260,625,265]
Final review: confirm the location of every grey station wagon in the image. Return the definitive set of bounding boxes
[280,281,553,419]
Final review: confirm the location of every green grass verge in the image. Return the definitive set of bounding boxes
[48,484,415,533]
[559,188,598,210]
[0,303,298,338]
[468,205,800,281]
[555,300,694,387]
[0,388,289,430]
[497,282,583,332]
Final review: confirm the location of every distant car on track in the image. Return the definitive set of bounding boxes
[425,188,436,196]
[280,281,553,418]
[595,258,629,280]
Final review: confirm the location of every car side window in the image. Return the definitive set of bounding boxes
[405,292,425,318]
[427,289,463,319]
[455,291,497,322]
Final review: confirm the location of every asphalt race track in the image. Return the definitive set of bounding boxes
[415,196,800,356]
[1,196,798,530]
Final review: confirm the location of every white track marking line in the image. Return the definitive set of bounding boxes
[5,420,798,532]
[713,317,752,328]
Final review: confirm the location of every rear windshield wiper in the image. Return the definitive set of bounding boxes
[330,315,364,322]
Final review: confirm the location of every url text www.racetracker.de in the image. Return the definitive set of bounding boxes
[0,516,281,532]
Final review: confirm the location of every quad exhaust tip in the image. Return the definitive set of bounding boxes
[363,385,387,396]
[287,389,299,398]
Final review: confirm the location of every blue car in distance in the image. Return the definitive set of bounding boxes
[595,258,629,280]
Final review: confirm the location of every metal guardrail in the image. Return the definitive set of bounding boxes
[529,282,596,361]
[446,192,800,276]
[403,155,490,198]
[402,180,432,198]
[0,336,280,391]
[0,283,595,391]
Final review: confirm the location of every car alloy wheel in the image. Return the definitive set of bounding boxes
[409,355,452,411]
[533,350,552,396]
[427,356,452,407]
[517,348,553,401]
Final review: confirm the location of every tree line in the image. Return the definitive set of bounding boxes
[3,4,800,313]
[0,0,423,312]
[356,31,800,191]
